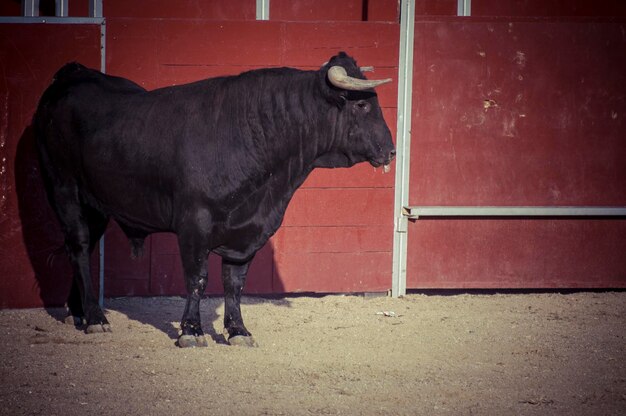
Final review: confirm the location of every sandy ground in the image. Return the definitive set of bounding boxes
[0,292,624,415]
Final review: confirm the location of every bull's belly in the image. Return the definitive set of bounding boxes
[80,183,172,234]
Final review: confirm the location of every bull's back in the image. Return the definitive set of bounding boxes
[35,62,146,153]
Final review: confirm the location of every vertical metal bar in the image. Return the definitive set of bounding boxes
[98,20,106,308]
[457,0,471,16]
[88,0,103,18]
[99,237,105,307]
[55,0,68,17]
[391,0,415,298]
[22,0,39,16]
[99,19,106,74]
[256,0,270,20]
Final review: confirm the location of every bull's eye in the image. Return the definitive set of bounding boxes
[355,100,371,113]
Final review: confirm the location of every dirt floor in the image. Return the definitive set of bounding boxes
[0,291,624,415]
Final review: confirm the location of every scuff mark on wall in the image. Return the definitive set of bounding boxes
[514,51,526,68]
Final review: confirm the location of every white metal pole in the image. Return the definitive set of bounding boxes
[256,0,270,20]
[88,0,102,18]
[457,0,471,16]
[55,0,68,17]
[391,0,415,298]
[22,0,39,16]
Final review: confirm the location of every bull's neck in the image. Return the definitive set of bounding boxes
[247,70,333,187]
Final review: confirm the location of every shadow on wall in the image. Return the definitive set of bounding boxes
[14,125,73,307]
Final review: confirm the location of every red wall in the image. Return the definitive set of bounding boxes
[2,1,626,308]
[0,4,399,307]
[406,18,626,288]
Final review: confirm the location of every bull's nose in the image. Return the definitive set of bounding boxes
[389,149,396,161]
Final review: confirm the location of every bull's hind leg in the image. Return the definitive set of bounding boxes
[51,186,110,332]
[222,259,257,347]
[65,205,109,330]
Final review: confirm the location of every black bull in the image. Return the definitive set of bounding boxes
[33,52,395,347]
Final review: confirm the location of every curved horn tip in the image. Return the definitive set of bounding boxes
[327,66,392,91]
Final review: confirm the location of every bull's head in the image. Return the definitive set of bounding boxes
[315,52,396,172]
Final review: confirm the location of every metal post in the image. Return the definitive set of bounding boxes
[457,0,471,16]
[2,12,106,305]
[55,0,68,17]
[256,0,270,20]
[88,0,103,18]
[391,0,415,298]
[22,0,39,16]
[98,17,106,308]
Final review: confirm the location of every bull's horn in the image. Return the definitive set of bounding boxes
[327,66,391,91]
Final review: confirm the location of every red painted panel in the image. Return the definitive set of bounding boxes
[282,22,399,68]
[107,20,401,90]
[408,219,626,288]
[282,188,394,227]
[272,0,364,21]
[0,24,102,308]
[274,251,391,292]
[104,0,255,20]
[107,19,285,90]
[0,2,21,16]
[274,226,392,254]
[407,18,626,289]
[415,0,457,16]
[410,20,626,206]
[367,0,400,22]
[473,0,626,17]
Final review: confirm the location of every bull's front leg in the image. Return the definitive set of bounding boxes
[222,258,258,347]
[177,234,210,348]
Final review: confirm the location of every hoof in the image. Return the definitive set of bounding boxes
[228,335,258,348]
[178,335,209,348]
[85,324,112,334]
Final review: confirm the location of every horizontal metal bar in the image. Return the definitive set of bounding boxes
[0,16,104,24]
[403,206,626,219]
